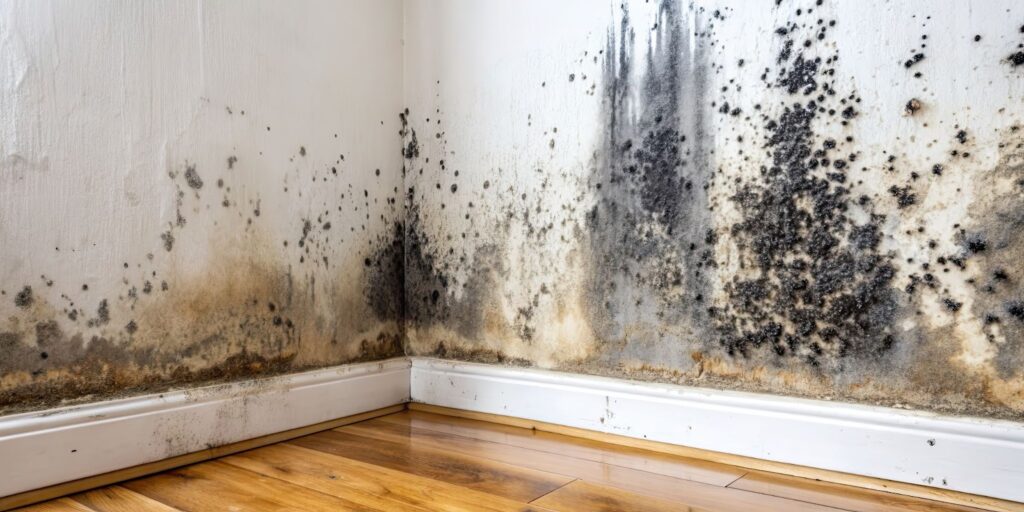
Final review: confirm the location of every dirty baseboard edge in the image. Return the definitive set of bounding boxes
[0,357,411,507]
[409,357,1024,509]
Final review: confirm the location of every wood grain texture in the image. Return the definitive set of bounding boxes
[17,407,1023,512]
[730,471,992,512]
[409,403,1024,512]
[222,443,547,512]
[0,404,405,512]
[71,487,180,512]
[379,410,746,485]
[123,461,377,512]
[289,429,573,502]
[13,498,95,512]
[532,480,708,512]
[340,418,843,512]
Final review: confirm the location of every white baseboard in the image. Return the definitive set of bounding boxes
[0,357,410,498]
[5,356,1023,503]
[409,357,1024,503]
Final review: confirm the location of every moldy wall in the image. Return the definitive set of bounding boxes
[402,0,1024,420]
[4,0,1024,423]
[0,0,405,414]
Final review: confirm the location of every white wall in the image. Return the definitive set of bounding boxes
[0,0,405,413]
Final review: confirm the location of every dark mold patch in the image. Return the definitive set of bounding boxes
[0,251,404,414]
[957,135,1024,381]
[183,164,203,190]
[161,230,175,252]
[402,190,507,341]
[584,0,714,344]
[14,286,33,309]
[400,110,420,159]
[710,5,901,367]
[364,221,406,324]
[432,342,531,367]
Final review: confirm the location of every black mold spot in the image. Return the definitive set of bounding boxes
[1009,52,1024,67]
[87,299,110,327]
[14,286,33,309]
[905,99,922,115]
[888,185,917,208]
[965,235,987,254]
[1007,301,1024,321]
[400,110,420,160]
[904,53,925,68]
[184,165,203,190]
[161,231,175,252]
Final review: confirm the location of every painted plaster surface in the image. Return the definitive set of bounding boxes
[0,0,405,413]
[4,0,1024,422]
[402,0,1024,419]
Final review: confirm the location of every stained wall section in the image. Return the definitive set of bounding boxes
[402,0,1024,419]
[0,0,405,413]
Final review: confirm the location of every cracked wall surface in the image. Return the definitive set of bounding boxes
[0,0,405,414]
[402,0,1024,420]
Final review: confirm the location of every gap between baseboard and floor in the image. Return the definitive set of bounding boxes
[1,356,1022,511]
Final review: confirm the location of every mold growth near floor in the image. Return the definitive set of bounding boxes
[401,0,1024,420]
[3,0,1024,421]
[0,142,406,413]
[0,1,407,414]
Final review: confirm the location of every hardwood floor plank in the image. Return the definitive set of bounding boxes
[17,410,1003,512]
[380,410,745,486]
[289,428,574,502]
[339,417,840,512]
[222,442,547,512]
[729,471,991,512]
[411,404,1021,512]
[13,498,96,512]
[0,405,406,512]
[71,486,180,512]
[122,460,380,511]
[532,480,706,512]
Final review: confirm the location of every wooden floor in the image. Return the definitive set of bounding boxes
[18,409,990,512]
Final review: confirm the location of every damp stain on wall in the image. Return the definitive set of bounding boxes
[0,0,407,415]
[400,0,1024,420]
[1,152,405,414]
[4,0,1024,421]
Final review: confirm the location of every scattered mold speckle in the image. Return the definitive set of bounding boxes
[184,165,204,190]
[14,286,33,309]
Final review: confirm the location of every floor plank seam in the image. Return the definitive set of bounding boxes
[527,478,579,505]
[370,415,746,488]
[724,471,750,488]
